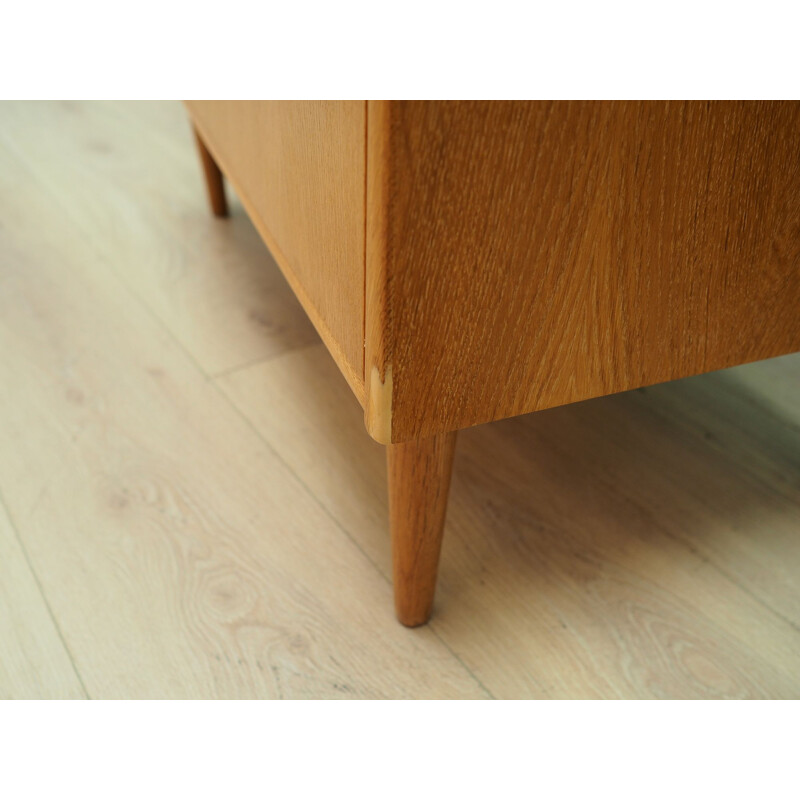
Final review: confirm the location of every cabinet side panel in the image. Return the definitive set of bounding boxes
[186,101,366,402]
[385,101,800,441]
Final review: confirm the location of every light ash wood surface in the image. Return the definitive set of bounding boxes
[366,101,800,441]
[1,102,799,698]
[0,502,86,698]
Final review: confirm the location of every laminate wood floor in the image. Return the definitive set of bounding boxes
[0,101,798,699]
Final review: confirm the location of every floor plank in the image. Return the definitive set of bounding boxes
[0,499,86,699]
[0,101,319,377]
[0,108,486,699]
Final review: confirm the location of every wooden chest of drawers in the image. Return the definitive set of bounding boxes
[185,101,800,625]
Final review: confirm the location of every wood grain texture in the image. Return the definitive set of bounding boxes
[388,432,457,626]
[193,126,228,217]
[185,101,366,402]
[365,101,800,442]
[0,499,86,699]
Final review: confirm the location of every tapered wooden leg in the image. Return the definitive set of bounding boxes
[193,127,228,218]
[388,431,457,627]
